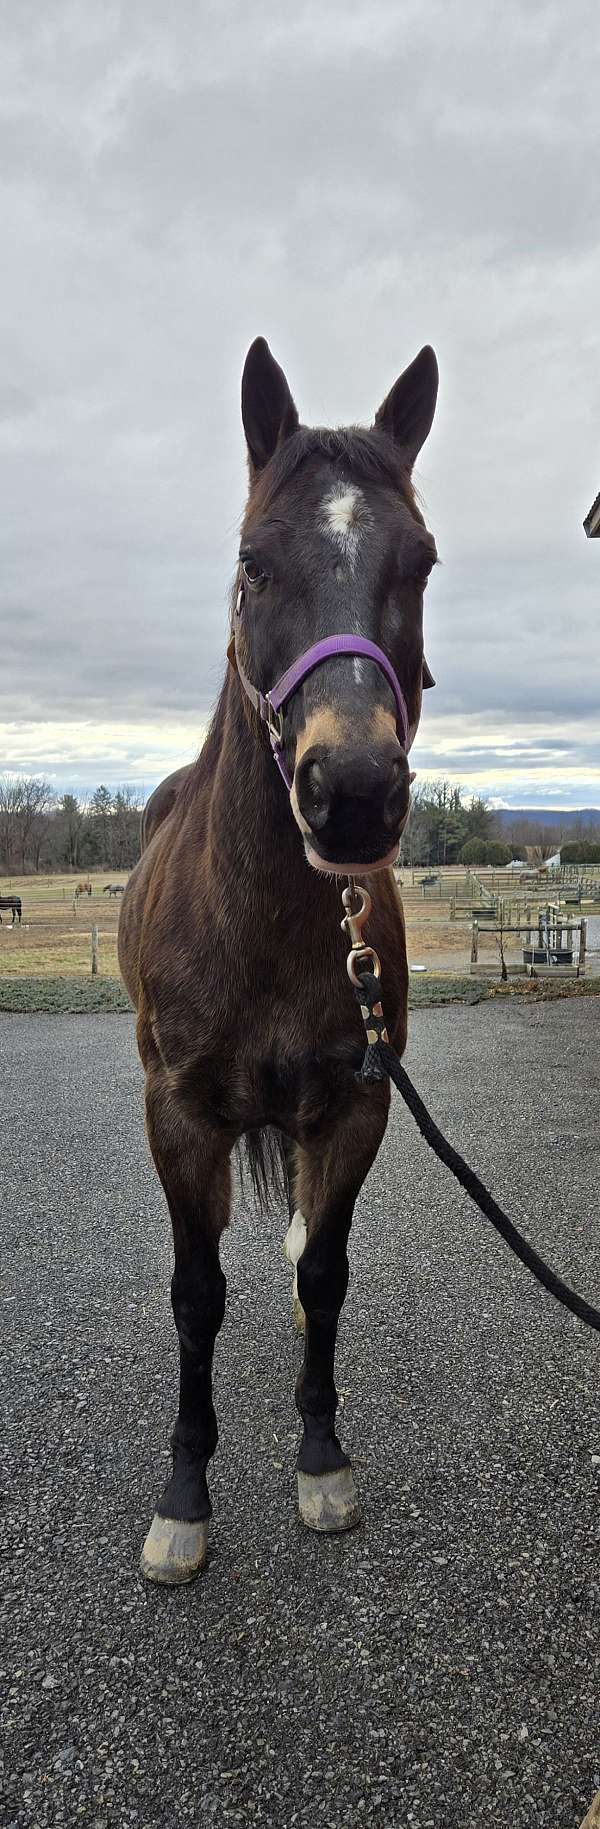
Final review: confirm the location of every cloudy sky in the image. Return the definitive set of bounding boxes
[1,0,599,807]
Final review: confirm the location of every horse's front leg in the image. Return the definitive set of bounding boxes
[140,1062,233,1586]
[293,1081,390,1533]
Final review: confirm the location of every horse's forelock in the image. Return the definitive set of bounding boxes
[245,425,419,521]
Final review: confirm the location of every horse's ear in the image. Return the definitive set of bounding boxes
[241,338,299,474]
[374,346,438,466]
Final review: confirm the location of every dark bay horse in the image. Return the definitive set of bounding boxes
[0,896,22,925]
[119,337,439,1585]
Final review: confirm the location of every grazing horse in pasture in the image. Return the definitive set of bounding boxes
[119,337,439,1586]
[74,880,92,899]
[103,883,125,897]
[0,895,22,926]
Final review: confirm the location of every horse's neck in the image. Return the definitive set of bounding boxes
[204,670,336,929]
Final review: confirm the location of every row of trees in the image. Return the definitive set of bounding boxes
[0,778,143,874]
[2,771,599,876]
[560,841,600,865]
[402,782,600,868]
[402,782,506,867]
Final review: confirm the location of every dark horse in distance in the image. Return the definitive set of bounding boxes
[0,896,22,925]
[119,337,439,1584]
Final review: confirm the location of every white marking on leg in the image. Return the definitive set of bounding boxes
[284,1209,307,1267]
[321,482,371,571]
[284,1210,307,1332]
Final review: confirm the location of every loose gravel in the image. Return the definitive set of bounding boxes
[1,1000,599,1828]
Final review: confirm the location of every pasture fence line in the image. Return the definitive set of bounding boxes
[470,908,587,979]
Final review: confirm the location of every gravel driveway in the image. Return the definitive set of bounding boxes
[2,999,599,1828]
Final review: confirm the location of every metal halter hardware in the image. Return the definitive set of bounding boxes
[230,587,411,790]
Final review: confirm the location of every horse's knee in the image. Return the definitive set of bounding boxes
[171,1260,226,1354]
[296,1235,349,1320]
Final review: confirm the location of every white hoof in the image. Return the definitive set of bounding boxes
[297,1466,361,1534]
[140,1513,209,1586]
[580,1794,600,1828]
[284,1210,307,1331]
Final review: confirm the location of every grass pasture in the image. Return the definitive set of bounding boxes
[1,865,598,1014]
[0,871,128,980]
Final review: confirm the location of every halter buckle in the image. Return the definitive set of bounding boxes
[265,697,284,746]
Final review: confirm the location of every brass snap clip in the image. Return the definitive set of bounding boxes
[341,881,382,988]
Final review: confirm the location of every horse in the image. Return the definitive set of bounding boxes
[103,883,125,896]
[118,336,439,1586]
[74,880,92,899]
[0,895,22,926]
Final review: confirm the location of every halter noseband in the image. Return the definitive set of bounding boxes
[230,590,411,791]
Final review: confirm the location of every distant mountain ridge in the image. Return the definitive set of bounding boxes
[495,808,600,831]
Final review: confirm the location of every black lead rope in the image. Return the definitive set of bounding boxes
[355,969,600,1335]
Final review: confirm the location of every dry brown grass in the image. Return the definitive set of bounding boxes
[2,864,588,983]
[0,871,127,979]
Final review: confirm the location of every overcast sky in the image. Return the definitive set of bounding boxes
[1,0,599,807]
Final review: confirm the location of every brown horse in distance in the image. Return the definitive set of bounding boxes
[119,337,439,1584]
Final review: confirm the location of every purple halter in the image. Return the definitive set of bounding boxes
[232,597,411,791]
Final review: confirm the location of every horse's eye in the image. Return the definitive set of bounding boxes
[241,556,265,586]
[413,552,436,587]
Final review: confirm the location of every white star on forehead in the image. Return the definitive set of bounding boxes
[320,481,371,569]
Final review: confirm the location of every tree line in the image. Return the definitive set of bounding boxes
[1,772,599,876]
[402,781,600,868]
[0,778,143,874]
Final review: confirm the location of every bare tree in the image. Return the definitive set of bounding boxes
[15,777,54,873]
[0,775,25,872]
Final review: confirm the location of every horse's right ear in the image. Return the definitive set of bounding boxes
[241,338,299,475]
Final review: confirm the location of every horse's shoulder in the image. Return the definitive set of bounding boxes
[140,764,194,852]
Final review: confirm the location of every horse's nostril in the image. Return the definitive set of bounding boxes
[298,758,331,832]
[383,759,407,832]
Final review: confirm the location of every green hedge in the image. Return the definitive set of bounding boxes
[560,842,600,865]
[458,839,513,866]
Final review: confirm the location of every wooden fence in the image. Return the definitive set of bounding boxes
[470,908,587,978]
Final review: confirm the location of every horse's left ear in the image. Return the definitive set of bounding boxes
[374,346,439,466]
[242,337,299,475]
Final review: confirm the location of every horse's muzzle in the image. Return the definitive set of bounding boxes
[293,741,410,872]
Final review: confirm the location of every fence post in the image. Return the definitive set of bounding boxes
[91,925,99,977]
[471,920,478,968]
[450,895,455,921]
[579,918,587,977]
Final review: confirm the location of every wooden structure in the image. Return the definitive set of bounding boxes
[583,489,600,537]
[471,907,587,978]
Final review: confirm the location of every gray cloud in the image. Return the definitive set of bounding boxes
[1,0,599,800]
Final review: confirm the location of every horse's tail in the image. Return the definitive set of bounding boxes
[236,1128,290,1215]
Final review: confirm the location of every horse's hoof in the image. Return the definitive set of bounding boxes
[580,1794,600,1828]
[140,1513,209,1585]
[297,1467,361,1533]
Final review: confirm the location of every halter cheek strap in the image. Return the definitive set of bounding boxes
[229,597,411,791]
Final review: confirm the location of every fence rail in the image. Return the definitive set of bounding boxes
[470,911,587,978]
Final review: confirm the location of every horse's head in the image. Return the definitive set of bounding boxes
[237,338,438,874]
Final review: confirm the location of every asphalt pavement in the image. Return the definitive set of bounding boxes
[1,998,600,1829]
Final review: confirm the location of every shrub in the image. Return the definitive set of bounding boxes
[459,839,512,866]
[560,841,600,865]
